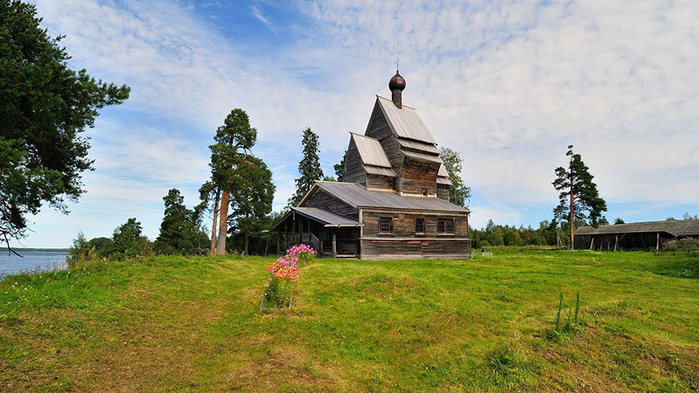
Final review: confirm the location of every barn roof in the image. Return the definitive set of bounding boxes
[575,219,699,237]
[376,95,438,144]
[302,181,469,213]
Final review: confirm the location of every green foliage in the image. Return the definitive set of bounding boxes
[208,109,257,187]
[470,219,567,248]
[264,277,296,309]
[66,232,95,268]
[439,147,471,207]
[548,292,582,342]
[227,155,275,255]
[87,237,115,259]
[333,149,347,181]
[112,218,151,259]
[205,108,274,255]
[289,127,324,207]
[154,189,208,255]
[0,0,129,247]
[553,145,607,248]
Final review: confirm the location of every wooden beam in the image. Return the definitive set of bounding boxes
[332,230,337,258]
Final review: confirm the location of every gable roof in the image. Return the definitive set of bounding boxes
[350,133,396,177]
[575,220,699,237]
[437,164,452,186]
[376,96,438,144]
[301,181,469,213]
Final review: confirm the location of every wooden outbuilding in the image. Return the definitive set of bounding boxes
[271,71,472,260]
[574,219,699,251]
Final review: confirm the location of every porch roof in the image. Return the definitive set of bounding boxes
[270,207,362,231]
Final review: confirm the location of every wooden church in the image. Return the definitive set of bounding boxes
[271,71,472,260]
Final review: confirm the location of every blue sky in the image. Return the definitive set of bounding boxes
[12,0,699,248]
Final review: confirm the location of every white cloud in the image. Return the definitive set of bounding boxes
[14,0,699,247]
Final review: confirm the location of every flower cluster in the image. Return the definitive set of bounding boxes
[265,244,317,283]
[267,253,300,282]
[286,244,317,266]
[263,244,316,308]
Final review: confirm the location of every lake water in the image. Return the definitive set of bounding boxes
[0,250,68,280]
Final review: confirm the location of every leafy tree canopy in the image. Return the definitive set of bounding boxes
[0,0,130,248]
[227,155,275,255]
[439,147,471,207]
[112,218,147,257]
[155,188,207,255]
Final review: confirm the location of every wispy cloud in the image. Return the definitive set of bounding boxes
[17,0,699,246]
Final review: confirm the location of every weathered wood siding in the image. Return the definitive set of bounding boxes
[400,158,439,196]
[366,174,394,190]
[342,137,366,184]
[437,184,450,201]
[360,210,471,259]
[379,136,404,185]
[360,239,471,260]
[365,100,393,140]
[303,189,358,220]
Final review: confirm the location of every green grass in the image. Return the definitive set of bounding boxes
[1,249,698,392]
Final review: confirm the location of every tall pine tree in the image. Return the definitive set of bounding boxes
[552,145,607,249]
[289,128,323,207]
[207,109,257,255]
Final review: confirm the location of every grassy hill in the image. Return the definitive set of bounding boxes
[1,249,697,392]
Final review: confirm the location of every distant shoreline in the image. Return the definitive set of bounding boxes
[9,248,69,254]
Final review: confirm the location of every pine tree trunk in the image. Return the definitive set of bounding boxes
[209,190,220,256]
[569,187,575,250]
[216,190,230,255]
[244,232,249,256]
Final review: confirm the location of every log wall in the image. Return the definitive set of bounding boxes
[304,189,358,220]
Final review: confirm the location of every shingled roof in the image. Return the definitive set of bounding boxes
[575,220,699,237]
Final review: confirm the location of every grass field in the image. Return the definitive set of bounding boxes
[1,249,698,392]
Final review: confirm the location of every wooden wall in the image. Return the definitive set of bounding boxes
[366,174,395,190]
[342,137,366,184]
[437,184,450,201]
[400,158,440,195]
[365,101,393,140]
[360,209,471,259]
[303,189,358,220]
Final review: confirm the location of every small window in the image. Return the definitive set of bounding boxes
[379,217,393,234]
[415,218,425,234]
[438,218,454,234]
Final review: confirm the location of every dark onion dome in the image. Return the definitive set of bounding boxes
[389,71,406,91]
